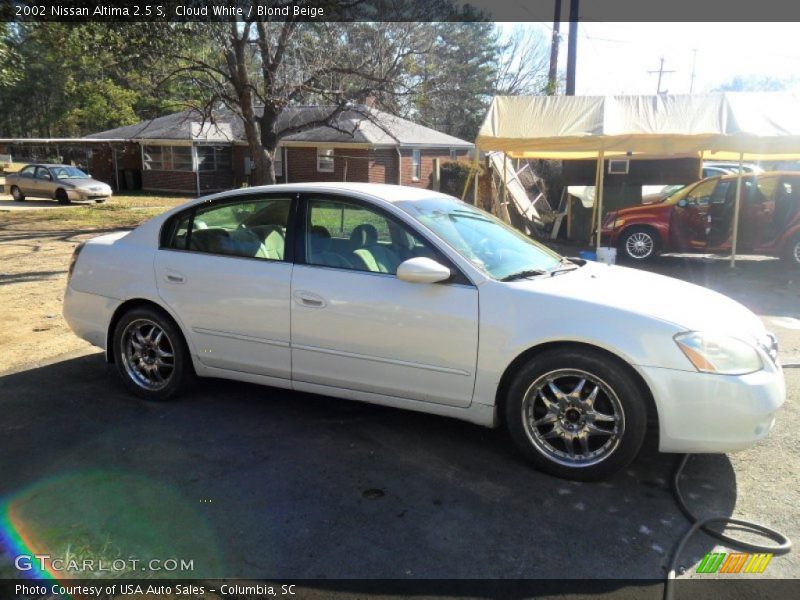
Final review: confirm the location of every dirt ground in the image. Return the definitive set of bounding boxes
[0,193,186,373]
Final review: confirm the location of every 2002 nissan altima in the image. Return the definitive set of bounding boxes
[63,183,785,480]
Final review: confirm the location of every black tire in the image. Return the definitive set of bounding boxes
[618,226,660,262]
[56,188,71,205]
[112,306,193,401]
[10,185,24,202]
[95,198,107,204]
[782,233,800,269]
[505,347,648,481]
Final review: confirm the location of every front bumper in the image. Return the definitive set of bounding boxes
[639,364,785,453]
[67,189,112,201]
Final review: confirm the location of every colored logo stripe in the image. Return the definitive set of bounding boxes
[697,552,773,574]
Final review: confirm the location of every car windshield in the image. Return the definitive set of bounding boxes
[397,198,564,281]
[51,166,88,179]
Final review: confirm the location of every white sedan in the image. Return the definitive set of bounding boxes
[63,183,785,480]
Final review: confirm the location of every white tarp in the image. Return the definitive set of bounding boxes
[476,93,800,161]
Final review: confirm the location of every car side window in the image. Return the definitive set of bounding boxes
[305,197,439,275]
[686,179,717,206]
[35,167,52,180]
[165,196,292,261]
[19,166,35,178]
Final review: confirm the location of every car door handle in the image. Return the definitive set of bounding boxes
[165,272,186,284]
[294,290,326,308]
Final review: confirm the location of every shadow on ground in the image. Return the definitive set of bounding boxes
[0,353,738,581]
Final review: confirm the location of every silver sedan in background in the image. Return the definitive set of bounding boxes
[6,164,113,204]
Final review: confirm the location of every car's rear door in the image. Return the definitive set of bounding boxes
[15,166,37,195]
[154,193,296,380]
[33,166,54,198]
[290,194,479,408]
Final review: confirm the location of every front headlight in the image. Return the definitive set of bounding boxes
[674,331,763,375]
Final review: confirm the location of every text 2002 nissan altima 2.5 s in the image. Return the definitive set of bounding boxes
[63,183,785,480]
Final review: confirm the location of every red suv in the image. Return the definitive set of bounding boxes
[601,172,800,266]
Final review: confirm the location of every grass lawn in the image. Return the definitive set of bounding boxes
[0,193,190,231]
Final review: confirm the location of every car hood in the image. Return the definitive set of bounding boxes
[63,178,109,189]
[514,261,766,341]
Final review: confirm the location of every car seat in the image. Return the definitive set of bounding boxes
[349,224,400,273]
[309,225,353,268]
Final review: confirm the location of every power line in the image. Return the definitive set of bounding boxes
[648,57,675,94]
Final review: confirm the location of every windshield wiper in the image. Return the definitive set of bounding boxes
[500,269,548,282]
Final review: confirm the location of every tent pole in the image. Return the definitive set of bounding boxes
[730,151,744,268]
[595,150,605,252]
[589,157,600,244]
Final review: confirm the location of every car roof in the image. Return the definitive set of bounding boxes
[718,170,800,180]
[200,182,458,204]
[22,163,73,169]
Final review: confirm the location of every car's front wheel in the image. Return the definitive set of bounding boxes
[505,348,647,481]
[113,307,192,401]
[56,188,71,205]
[10,186,24,202]
[619,226,659,262]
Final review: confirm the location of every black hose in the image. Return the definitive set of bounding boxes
[664,454,792,600]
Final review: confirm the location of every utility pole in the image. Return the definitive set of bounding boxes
[689,49,698,93]
[648,57,675,94]
[547,0,562,95]
[565,0,579,95]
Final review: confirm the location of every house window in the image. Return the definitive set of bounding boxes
[274,147,283,177]
[317,148,334,173]
[411,149,421,181]
[449,148,457,160]
[143,145,194,172]
[196,145,232,172]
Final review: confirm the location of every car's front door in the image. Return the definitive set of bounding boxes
[33,166,54,198]
[290,195,479,408]
[670,178,718,250]
[154,193,295,380]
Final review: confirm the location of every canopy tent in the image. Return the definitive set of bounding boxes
[476,92,800,264]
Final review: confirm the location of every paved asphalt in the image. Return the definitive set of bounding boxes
[0,255,798,588]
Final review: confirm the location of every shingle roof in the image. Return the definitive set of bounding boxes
[86,105,473,148]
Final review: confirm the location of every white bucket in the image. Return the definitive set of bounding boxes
[596,247,617,265]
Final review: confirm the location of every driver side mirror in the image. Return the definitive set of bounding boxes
[396,257,450,284]
[677,199,688,208]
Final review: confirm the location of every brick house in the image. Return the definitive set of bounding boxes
[82,105,473,194]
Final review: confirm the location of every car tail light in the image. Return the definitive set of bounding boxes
[67,242,85,283]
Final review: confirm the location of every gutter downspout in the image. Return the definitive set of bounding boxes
[193,143,200,196]
[396,147,402,185]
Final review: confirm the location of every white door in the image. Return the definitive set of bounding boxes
[155,194,295,380]
[291,195,479,408]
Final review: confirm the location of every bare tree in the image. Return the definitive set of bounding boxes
[494,26,551,96]
[171,19,430,185]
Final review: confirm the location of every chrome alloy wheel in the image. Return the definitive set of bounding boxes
[625,231,654,259]
[120,319,175,391]
[521,369,625,467]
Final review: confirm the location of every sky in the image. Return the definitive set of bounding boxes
[499,22,800,95]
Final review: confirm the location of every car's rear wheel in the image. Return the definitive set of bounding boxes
[505,348,647,481]
[782,233,800,269]
[55,188,71,205]
[10,186,24,201]
[619,226,659,262]
[113,307,192,401]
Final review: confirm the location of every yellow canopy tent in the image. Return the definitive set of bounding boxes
[475,92,800,264]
